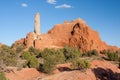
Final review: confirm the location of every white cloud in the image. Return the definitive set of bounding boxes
[55,4,72,8]
[21,3,28,7]
[46,0,56,4]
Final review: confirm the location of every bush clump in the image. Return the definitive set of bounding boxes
[29,47,41,56]
[62,46,81,62]
[38,46,90,73]
[0,45,17,66]
[79,60,91,69]
[107,52,119,61]
[0,72,7,80]
[82,49,98,57]
[21,51,39,68]
[61,46,90,70]
[39,48,65,74]
[72,59,91,69]
[40,56,57,73]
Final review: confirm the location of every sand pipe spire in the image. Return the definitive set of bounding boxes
[34,13,40,35]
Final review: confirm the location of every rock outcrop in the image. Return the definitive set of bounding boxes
[34,13,40,35]
[0,43,2,47]
[13,18,119,52]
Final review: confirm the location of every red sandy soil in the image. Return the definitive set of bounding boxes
[5,68,46,80]
[5,60,120,80]
[43,60,120,80]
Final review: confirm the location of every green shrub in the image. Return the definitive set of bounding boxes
[71,59,81,69]
[39,47,89,73]
[28,55,39,68]
[21,51,32,60]
[21,51,39,68]
[80,60,91,69]
[3,57,17,66]
[62,46,90,70]
[72,59,91,69]
[0,45,17,66]
[40,57,56,74]
[107,52,119,61]
[29,47,41,56]
[39,48,66,73]
[40,48,65,64]
[82,49,98,57]
[0,72,7,80]
[62,46,81,62]
[54,49,65,64]
[92,49,98,56]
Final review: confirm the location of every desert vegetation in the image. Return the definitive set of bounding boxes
[101,49,120,61]
[0,44,120,76]
[0,45,17,66]
[0,44,91,74]
[38,46,90,73]
[21,51,39,68]
[0,72,7,80]
[107,52,119,61]
[82,49,99,57]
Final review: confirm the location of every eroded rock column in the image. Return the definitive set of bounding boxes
[34,13,40,35]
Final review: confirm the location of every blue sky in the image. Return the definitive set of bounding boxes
[0,0,120,47]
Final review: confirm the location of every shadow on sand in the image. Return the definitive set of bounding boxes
[92,67,120,80]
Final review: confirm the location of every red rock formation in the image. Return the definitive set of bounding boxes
[24,32,36,48]
[13,32,36,48]
[0,43,2,47]
[13,18,119,52]
[14,38,25,45]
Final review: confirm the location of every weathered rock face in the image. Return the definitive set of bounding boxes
[47,18,119,52]
[12,32,35,48]
[25,32,36,48]
[13,18,119,52]
[68,19,108,52]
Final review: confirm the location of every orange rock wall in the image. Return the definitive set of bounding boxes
[13,18,119,52]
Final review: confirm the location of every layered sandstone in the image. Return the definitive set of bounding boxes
[13,18,119,52]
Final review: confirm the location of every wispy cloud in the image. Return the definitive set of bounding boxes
[55,4,73,9]
[46,0,57,4]
[21,3,28,7]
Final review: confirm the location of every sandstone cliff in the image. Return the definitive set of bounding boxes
[13,18,119,52]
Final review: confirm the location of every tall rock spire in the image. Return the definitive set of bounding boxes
[34,13,40,35]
